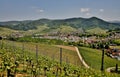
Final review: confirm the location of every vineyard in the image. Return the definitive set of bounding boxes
[0,40,120,77]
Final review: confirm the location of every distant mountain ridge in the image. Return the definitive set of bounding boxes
[109,21,120,25]
[0,17,120,31]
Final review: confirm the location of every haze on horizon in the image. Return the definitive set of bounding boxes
[0,0,120,21]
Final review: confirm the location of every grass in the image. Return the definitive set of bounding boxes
[78,47,120,70]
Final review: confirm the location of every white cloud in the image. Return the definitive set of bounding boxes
[80,8,91,16]
[36,9,44,13]
[80,8,90,13]
[99,9,104,12]
[31,6,44,13]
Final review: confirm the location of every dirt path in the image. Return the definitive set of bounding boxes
[106,67,120,72]
[55,45,90,68]
[75,47,90,68]
[106,67,115,72]
[55,45,76,51]
[16,74,29,77]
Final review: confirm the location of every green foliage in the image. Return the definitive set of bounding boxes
[15,36,66,45]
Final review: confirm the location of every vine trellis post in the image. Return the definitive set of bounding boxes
[101,49,104,71]
[60,48,62,66]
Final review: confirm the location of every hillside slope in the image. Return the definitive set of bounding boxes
[0,17,120,31]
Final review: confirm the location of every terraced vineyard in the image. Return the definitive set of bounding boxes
[0,27,16,36]
[86,27,107,34]
[0,40,120,77]
[0,40,82,76]
[3,40,81,66]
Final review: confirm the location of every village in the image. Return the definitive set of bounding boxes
[30,31,120,61]
[1,29,120,61]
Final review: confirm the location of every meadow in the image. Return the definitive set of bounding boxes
[78,47,120,70]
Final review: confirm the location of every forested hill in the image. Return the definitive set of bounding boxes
[0,17,120,31]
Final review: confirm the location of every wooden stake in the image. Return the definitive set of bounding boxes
[101,49,104,71]
[60,48,62,66]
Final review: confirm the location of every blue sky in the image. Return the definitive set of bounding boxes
[0,0,120,21]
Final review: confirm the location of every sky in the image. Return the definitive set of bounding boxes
[0,0,120,21]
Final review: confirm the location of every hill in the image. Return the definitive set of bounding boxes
[0,17,120,32]
[0,27,16,36]
[86,27,107,34]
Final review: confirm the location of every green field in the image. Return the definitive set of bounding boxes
[79,47,120,70]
